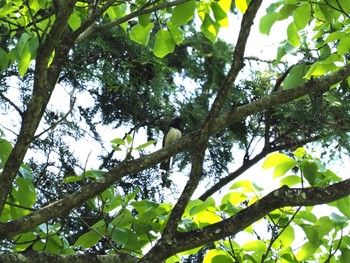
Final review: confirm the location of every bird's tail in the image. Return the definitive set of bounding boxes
[160,159,170,171]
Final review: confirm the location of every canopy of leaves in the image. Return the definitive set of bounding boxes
[0,0,350,262]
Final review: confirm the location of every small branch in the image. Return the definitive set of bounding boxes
[0,92,23,117]
[33,98,76,140]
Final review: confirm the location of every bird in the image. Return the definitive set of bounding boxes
[160,117,182,171]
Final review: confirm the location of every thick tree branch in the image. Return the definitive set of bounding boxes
[136,179,350,262]
[198,132,329,201]
[0,252,136,263]
[0,0,77,213]
[1,64,350,239]
[205,0,263,122]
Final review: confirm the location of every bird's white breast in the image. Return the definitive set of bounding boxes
[164,127,182,146]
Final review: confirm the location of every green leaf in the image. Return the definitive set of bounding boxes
[301,225,319,245]
[166,22,184,45]
[64,175,84,183]
[280,175,301,187]
[126,134,133,145]
[13,232,36,252]
[200,14,220,43]
[0,138,13,167]
[153,30,175,58]
[287,21,300,47]
[283,63,307,89]
[304,61,337,79]
[129,23,154,45]
[19,164,34,181]
[229,180,254,192]
[293,4,311,30]
[337,37,350,55]
[325,31,348,43]
[110,227,130,246]
[190,197,216,216]
[17,32,32,56]
[73,230,103,249]
[278,4,298,20]
[135,140,154,150]
[204,249,234,263]
[302,161,318,186]
[84,170,105,179]
[211,2,228,27]
[138,13,151,27]
[221,192,247,206]
[263,152,297,177]
[243,240,267,251]
[275,40,296,64]
[329,196,350,218]
[111,210,136,227]
[0,48,8,70]
[218,0,232,13]
[259,12,278,35]
[274,225,294,249]
[132,198,159,211]
[172,0,196,26]
[296,242,318,261]
[110,138,125,145]
[197,2,211,21]
[18,43,32,77]
[45,235,63,253]
[103,195,123,212]
[13,177,36,207]
[235,0,248,14]
[68,12,81,31]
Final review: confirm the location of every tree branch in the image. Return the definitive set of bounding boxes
[136,179,350,262]
[205,0,263,122]
[0,0,77,213]
[1,63,350,239]
[0,251,136,263]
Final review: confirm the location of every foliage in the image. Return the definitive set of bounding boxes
[0,0,350,262]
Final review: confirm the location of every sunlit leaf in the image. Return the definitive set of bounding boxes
[110,227,130,246]
[200,14,220,43]
[283,63,307,89]
[296,242,318,261]
[235,0,248,14]
[304,62,337,79]
[73,230,103,249]
[211,2,229,27]
[110,138,125,145]
[260,12,278,35]
[153,30,175,58]
[243,240,267,251]
[0,48,8,70]
[287,21,300,46]
[263,152,297,177]
[126,133,133,145]
[172,0,196,26]
[0,138,13,167]
[337,37,350,55]
[68,12,81,31]
[18,43,32,77]
[293,4,311,30]
[13,177,36,207]
[135,140,154,150]
[129,23,154,45]
[167,22,184,45]
[204,249,234,263]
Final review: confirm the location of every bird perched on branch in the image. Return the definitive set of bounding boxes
[160,117,182,171]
